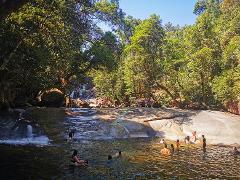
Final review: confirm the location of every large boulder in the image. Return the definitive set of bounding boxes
[38,88,65,107]
[148,110,240,145]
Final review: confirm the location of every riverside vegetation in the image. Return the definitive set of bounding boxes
[0,0,240,112]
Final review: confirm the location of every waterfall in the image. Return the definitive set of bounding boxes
[27,125,33,138]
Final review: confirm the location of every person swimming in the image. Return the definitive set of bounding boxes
[71,150,88,166]
[68,130,75,140]
[108,151,122,160]
[170,144,174,154]
[160,138,165,144]
[108,155,113,160]
[202,135,206,153]
[117,151,122,157]
[161,144,171,155]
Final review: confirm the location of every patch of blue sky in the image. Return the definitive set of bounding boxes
[99,0,197,32]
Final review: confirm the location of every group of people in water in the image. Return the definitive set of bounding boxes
[159,131,207,156]
[159,131,240,156]
[68,130,240,166]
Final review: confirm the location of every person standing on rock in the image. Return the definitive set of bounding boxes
[176,139,180,150]
[185,136,190,144]
[170,144,175,154]
[202,135,206,153]
[191,131,197,143]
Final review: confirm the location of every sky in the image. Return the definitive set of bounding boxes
[119,0,197,26]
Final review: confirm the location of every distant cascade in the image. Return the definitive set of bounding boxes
[70,83,95,100]
[0,117,50,145]
[27,125,33,138]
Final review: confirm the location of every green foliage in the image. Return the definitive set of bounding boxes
[194,0,221,15]
[0,0,70,104]
[123,15,165,98]
[0,0,124,107]
[74,0,240,108]
[194,0,208,15]
[117,15,141,44]
[223,36,240,68]
[1,0,240,110]
[87,30,125,102]
[91,68,116,99]
[213,68,240,102]
[86,31,121,69]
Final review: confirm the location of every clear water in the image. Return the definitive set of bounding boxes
[0,108,240,179]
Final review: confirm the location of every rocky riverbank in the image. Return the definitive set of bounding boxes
[1,107,240,146]
[94,108,240,145]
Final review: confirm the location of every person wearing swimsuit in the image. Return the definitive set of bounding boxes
[161,144,171,155]
[71,150,88,166]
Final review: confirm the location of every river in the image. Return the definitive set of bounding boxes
[0,108,240,179]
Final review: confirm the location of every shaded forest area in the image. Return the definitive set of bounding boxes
[0,0,239,113]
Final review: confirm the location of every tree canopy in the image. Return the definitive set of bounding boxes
[0,0,239,110]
